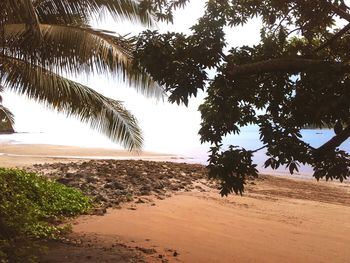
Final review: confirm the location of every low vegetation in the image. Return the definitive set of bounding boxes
[0,168,92,263]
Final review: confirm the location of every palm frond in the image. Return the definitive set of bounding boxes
[0,54,143,150]
[3,23,164,99]
[34,0,155,26]
[0,0,42,38]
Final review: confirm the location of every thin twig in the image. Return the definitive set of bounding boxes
[250,145,267,153]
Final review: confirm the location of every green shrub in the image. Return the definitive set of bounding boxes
[0,168,92,263]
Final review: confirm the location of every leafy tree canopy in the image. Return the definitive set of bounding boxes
[135,0,350,195]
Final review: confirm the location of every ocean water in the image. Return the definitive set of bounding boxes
[1,126,349,180]
[222,126,350,179]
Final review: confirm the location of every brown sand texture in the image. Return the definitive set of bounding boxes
[73,183,350,263]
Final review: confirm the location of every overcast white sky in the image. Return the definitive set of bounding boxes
[2,0,261,153]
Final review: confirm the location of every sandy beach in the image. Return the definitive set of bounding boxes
[1,143,350,263]
[0,143,178,167]
[74,189,350,263]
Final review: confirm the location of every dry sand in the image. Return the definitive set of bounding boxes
[73,181,350,263]
[2,143,350,263]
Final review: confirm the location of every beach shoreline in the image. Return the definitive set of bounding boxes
[0,143,183,168]
[2,143,350,263]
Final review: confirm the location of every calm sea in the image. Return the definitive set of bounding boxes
[1,126,349,180]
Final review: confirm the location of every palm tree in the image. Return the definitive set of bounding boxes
[0,0,162,150]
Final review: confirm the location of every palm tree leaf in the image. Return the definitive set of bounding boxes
[0,54,143,150]
[3,23,164,99]
[0,0,42,38]
[33,0,155,26]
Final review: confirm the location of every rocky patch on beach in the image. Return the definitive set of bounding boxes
[30,160,216,214]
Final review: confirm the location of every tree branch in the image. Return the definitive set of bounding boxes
[226,58,350,77]
[315,23,350,52]
[314,124,350,155]
[325,1,350,22]
[250,145,267,153]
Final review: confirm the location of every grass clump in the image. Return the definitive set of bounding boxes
[0,168,92,263]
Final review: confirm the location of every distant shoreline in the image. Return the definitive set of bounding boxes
[0,142,344,182]
[0,143,182,168]
[0,131,15,135]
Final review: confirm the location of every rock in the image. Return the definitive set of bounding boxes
[125,195,134,202]
[111,199,120,205]
[154,189,164,194]
[65,172,75,178]
[56,178,73,185]
[86,175,98,183]
[93,207,106,216]
[103,182,114,189]
[95,194,108,202]
[113,182,126,190]
[140,190,151,196]
[114,189,128,195]
[170,185,179,191]
[140,185,151,192]
[136,247,157,254]
[195,185,204,191]
[135,198,145,204]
